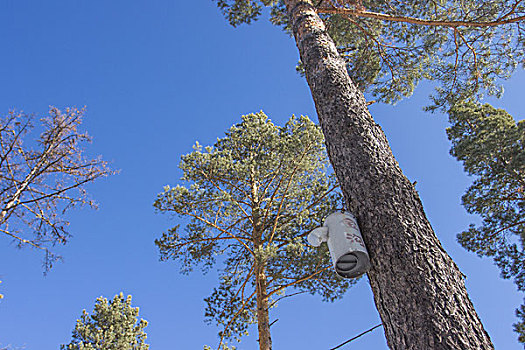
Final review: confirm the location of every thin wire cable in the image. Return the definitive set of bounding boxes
[329,323,383,349]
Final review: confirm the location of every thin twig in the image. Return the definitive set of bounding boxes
[266,291,307,310]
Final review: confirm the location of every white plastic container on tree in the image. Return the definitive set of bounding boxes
[308,211,371,278]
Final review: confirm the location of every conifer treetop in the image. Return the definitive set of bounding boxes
[61,293,149,350]
[155,112,354,347]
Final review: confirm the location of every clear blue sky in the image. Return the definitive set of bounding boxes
[0,1,523,349]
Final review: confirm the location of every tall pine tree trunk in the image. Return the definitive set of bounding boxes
[251,169,272,350]
[283,1,494,348]
[255,264,272,350]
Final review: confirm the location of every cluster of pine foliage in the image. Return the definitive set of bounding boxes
[61,294,149,350]
[447,102,524,341]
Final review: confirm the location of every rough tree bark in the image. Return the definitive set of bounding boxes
[283,1,494,349]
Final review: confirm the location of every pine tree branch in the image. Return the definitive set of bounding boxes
[214,202,224,226]
[177,209,255,256]
[233,263,255,302]
[452,28,460,91]
[198,168,254,225]
[261,140,316,226]
[487,219,525,239]
[499,0,523,21]
[272,184,339,246]
[164,235,249,250]
[199,167,252,201]
[267,144,317,243]
[266,291,307,310]
[259,158,285,199]
[455,29,480,91]
[217,290,257,350]
[317,6,525,28]
[267,265,330,298]
[344,16,398,86]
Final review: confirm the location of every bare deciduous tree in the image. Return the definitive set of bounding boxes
[0,107,113,271]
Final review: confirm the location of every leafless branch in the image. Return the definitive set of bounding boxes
[0,107,113,270]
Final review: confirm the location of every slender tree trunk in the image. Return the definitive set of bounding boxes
[251,168,273,350]
[283,1,494,349]
[255,263,272,350]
